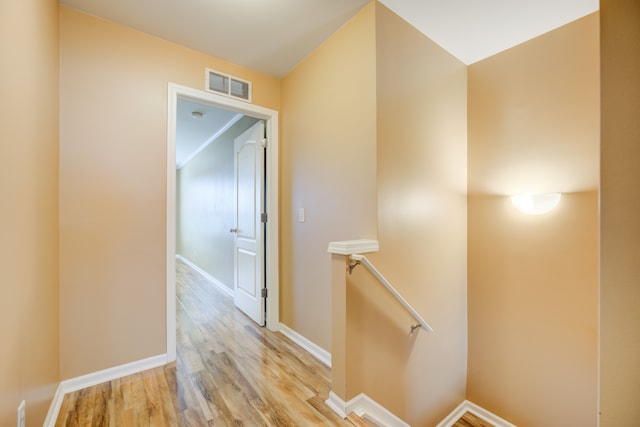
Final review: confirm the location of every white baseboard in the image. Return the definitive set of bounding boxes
[435,400,517,427]
[43,383,65,427]
[44,354,167,427]
[277,322,331,368]
[326,391,348,418]
[60,354,168,394]
[326,391,410,427]
[177,254,234,298]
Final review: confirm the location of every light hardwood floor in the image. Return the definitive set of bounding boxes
[55,259,353,426]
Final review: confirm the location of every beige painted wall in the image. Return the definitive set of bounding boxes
[600,1,640,424]
[468,14,600,196]
[59,6,280,379]
[467,13,599,427]
[177,116,259,290]
[367,4,468,424]
[468,192,598,426]
[0,0,60,425]
[280,2,377,352]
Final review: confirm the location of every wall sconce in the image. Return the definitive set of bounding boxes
[510,193,562,215]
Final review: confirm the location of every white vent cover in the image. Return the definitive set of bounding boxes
[205,68,252,102]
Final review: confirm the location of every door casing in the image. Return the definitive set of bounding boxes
[166,83,279,362]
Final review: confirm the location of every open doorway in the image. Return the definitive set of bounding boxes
[166,83,279,362]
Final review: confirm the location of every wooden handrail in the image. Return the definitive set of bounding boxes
[349,254,434,334]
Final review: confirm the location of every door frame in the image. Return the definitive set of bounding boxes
[166,83,279,362]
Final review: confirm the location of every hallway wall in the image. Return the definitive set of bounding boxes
[59,6,280,379]
[0,0,60,425]
[467,13,599,427]
[369,4,468,424]
[280,2,378,352]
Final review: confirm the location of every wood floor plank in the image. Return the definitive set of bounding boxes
[75,387,97,426]
[105,377,122,427]
[189,368,232,422]
[90,382,108,427]
[346,413,370,427]
[55,391,77,427]
[176,407,208,427]
[453,411,495,427]
[308,395,352,426]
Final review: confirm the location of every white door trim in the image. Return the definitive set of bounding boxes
[166,83,280,362]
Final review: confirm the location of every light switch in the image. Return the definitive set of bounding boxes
[298,208,306,223]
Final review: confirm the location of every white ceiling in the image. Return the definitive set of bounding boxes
[380,0,599,64]
[59,0,598,77]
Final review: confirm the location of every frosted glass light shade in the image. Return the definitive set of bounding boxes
[510,193,562,215]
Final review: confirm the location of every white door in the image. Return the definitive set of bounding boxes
[232,121,266,326]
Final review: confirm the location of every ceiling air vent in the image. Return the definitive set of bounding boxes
[205,68,252,102]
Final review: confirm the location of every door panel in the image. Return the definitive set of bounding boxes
[233,121,265,325]
[237,249,257,294]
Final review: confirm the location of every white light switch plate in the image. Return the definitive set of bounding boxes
[298,208,306,223]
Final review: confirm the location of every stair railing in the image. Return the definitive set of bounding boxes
[348,254,434,334]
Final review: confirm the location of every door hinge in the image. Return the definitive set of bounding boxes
[261,288,268,298]
[261,138,268,148]
[261,213,268,223]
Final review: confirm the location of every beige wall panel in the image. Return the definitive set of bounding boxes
[600,0,640,424]
[59,7,280,379]
[345,266,425,406]
[468,14,600,196]
[0,0,60,425]
[467,192,598,426]
[372,4,468,424]
[280,2,377,352]
[467,13,599,427]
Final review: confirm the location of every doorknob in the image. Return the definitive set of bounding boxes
[229,228,238,233]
